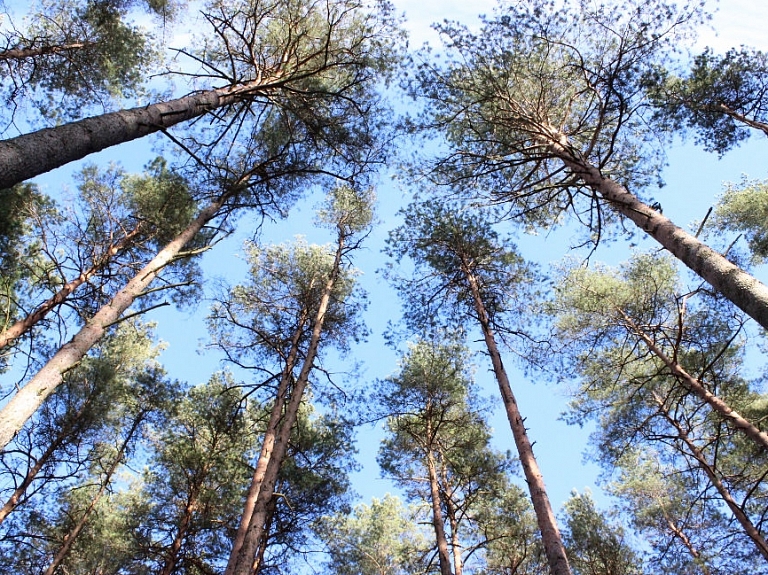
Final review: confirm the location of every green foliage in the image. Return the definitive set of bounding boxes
[714,177,768,262]
[0,0,164,123]
[321,493,430,575]
[645,47,768,154]
[561,490,642,575]
[385,198,537,335]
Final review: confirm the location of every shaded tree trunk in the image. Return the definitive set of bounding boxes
[0,190,233,450]
[463,267,572,575]
[426,447,454,575]
[663,515,712,575]
[159,483,202,575]
[0,41,95,61]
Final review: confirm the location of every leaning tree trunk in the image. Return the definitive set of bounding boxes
[0,191,232,450]
[0,222,143,350]
[651,392,768,560]
[618,308,768,453]
[224,318,308,575]
[463,268,572,575]
[0,75,284,190]
[548,134,768,332]
[226,234,345,575]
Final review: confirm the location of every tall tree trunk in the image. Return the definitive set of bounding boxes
[41,411,145,575]
[224,319,308,575]
[0,223,143,350]
[548,135,768,331]
[618,308,768,452]
[463,267,572,575]
[663,515,712,575]
[251,496,278,575]
[0,190,233,450]
[227,233,346,575]
[651,391,768,560]
[0,74,286,190]
[426,446,453,575]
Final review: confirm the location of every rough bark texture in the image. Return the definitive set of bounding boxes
[0,41,94,61]
[0,224,143,350]
[0,195,229,450]
[652,392,768,560]
[0,79,274,190]
[619,309,768,453]
[159,484,200,575]
[464,270,572,575]
[549,136,768,331]
[228,235,345,575]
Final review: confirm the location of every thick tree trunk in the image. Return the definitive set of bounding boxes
[223,320,308,575]
[426,447,454,575]
[0,193,231,450]
[0,77,281,190]
[41,412,144,575]
[227,235,345,575]
[618,309,768,453]
[0,223,143,350]
[651,392,768,560]
[463,269,572,575]
[549,137,768,331]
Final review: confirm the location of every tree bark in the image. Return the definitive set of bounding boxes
[227,232,346,575]
[651,392,768,560]
[548,134,768,332]
[618,308,768,453]
[159,483,201,575]
[663,515,711,575]
[463,268,572,575]
[0,41,95,61]
[0,76,284,190]
[0,223,143,350]
[223,319,308,575]
[0,192,231,451]
[426,447,454,575]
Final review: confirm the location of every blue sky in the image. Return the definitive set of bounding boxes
[16,0,768,532]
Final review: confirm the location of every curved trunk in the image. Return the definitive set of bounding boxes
[227,233,345,575]
[651,392,768,560]
[0,192,231,451]
[463,269,572,575]
[0,223,143,350]
[618,308,768,453]
[550,137,768,331]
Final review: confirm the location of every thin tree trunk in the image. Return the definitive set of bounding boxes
[0,392,95,524]
[651,391,768,560]
[224,319,308,575]
[618,308,768,452]
[548,135,768,331]
[41,412,145,575]
[663,515,711,575]
[0,41,95,61]
[718,103,768,138]
[159,483,201,575]
[463,268,572,575]
[0,191,232,450]
[426,447,453,575]
[0,223,143,350]
[0,74,286,190]
[227,233,346,575]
